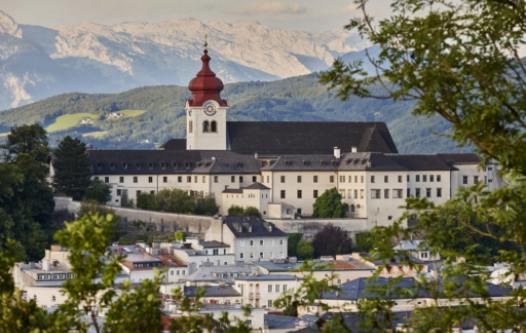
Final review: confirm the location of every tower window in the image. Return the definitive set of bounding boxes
[211,121,217,132]
[203,121,210,133]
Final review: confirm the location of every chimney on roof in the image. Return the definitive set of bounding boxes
[333,146,341,159]
[351,146,358,153]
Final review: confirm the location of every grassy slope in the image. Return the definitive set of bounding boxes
[0,74,470,153]
[46,113,100,132]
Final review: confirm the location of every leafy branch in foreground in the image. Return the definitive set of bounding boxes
[318,0,526,330]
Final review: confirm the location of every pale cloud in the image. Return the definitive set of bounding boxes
[239,1,307,16]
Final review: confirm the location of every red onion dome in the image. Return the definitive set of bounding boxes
[188,48,227,107]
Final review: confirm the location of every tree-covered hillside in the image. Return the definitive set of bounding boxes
[0,74,469,153]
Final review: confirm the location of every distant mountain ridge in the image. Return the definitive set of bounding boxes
[0,10,368,109]
[0,73,470,154]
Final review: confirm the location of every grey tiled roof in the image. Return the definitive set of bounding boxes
[88,149,260,175]
[223,216,287,238]
[320,277,512,301]
[184,285,241,298]
[226,121,399,154]
[161,121,398,155]
[437,153,481,165]
[88,149,480,174]
[263,152,469,172]
[222,188,243,194]
[199,240,229,248]
[235,274,299,281]
[243,182,270,190]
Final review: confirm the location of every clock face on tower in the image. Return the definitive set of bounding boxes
[204,104,217,116]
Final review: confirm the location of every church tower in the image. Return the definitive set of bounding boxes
[186,42,228,150]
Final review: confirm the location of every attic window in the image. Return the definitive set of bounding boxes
[261,161,268,167]
[97,163,103,169]
[361,159,367,164]
[160,162,166,169]
[346,159,353,165]
[205,162,211,167]
[285,161,293,166]
[148,162,154,169]
[321,161,329,166]
[353,160,360,165]
[122,163,128,169]
[109,163,116,169]
[185,162,190,168]
[197,162,203,167]
[136,163,142,169]
[303,160,311,166]
[236,163,244,168]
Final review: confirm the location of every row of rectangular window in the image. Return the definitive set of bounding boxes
[370,188,443,199]
[370,174,443,183]
[101,175,259,184]
[278,175,365,184]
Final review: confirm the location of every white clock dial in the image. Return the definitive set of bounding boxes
[205,104,217,116]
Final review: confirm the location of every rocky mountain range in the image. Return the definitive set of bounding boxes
[0,10,367,110]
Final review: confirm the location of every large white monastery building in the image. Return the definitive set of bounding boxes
[88,45,502,227]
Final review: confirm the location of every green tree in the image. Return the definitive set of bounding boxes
[227,205,245,216]
[6,124,49,163]
[1,124,54,260]
[296,240,314,260]
[174,230,186,242]
[312,224,352,258]
[84,179,111,204]
[194,196,219,216]
[227,206,261,217]
[313,188,347,218]
[287,233,303,257]
[354,231,374,253]
[137,189,218,216]
[243,206,261,217]
[53,136,92,200]
[317,0,526,330]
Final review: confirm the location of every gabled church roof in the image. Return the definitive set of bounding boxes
[225,121,398,155]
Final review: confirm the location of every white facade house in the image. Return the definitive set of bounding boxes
[234,274,302,309]
[13,245,73,308]
[76,45,503,228]
[204,216,288,262]
[220,182,271,216]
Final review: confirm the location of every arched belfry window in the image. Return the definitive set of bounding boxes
[211,121,217,133]
[203,121,210,133]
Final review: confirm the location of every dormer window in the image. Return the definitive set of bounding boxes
[203,121,210,133]
[211,121,217,133]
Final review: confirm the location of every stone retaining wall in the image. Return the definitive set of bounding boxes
[54,197,215,234]
[54,197,373,237]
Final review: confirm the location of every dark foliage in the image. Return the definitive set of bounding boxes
[137,188,218,216]
[84,179,111,204]
[227,205,261,217]
[312,224,352,258]
[52,136,92,200]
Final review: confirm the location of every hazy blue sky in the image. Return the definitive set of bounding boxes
[2,0,391,31]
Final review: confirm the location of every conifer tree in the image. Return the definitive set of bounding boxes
[53,136,92,200]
